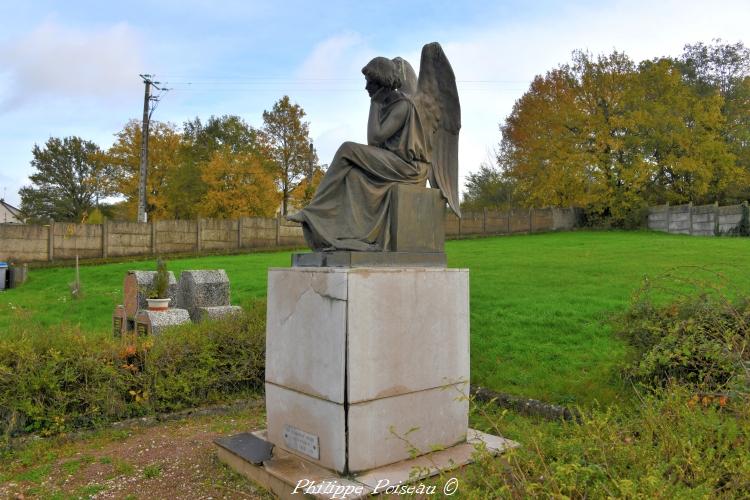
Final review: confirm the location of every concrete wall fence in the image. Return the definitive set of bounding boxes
[0,207,579,263]
[648,202,748,236]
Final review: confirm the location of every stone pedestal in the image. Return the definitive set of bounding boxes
[265,267,469,474]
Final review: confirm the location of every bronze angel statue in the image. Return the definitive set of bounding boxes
[288,42,460,251]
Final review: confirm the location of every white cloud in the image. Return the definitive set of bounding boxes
[0,20,143,112]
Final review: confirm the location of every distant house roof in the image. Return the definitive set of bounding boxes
[0,199,22,223]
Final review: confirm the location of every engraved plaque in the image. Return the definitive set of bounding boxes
[137,323,148,336]
[113,317,122,337]
[283,424,320,460]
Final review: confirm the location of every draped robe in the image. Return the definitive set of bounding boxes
[289,90,429,251]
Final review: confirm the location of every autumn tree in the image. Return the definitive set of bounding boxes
[262,96,317,215]
[177,115,264,218]
[500,48,736,226]
[19,136,116,223]
[107,120,182,221]
[199,146,280,218]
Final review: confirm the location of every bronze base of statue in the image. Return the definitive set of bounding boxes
[292,250,446,268]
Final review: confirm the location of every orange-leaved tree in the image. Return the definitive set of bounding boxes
[199,146,280,218]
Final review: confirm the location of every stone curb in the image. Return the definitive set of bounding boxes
[470,385,581,422]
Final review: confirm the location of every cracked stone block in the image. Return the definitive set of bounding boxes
[177,270,232,321]
[198,305,243,321]
[135,308,190,336]
[266,268,348,404]
[123,270,178,320]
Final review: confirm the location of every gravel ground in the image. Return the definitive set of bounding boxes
[1,401,274,499]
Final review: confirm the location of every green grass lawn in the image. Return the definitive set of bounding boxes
[2,230,749,407]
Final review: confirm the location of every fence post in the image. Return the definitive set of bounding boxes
[48,221,55,261]
[714,201,720,236]
[102,218,109,258]
[529,208,534,233]
[237,218,242,249]
[457,214,462,239]
[505,207,513,234]
[151,221,157,255]
[482,208,487,234]
[665,202,671,234]
[196,218,202,252]
[275,214,281,246]
[688,202,693,235]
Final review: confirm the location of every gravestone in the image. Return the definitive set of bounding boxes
[135,308,190,336]
[198,305,243,321]
[112,305,127,337]
[123,270,178,320]
[177,270,232,321]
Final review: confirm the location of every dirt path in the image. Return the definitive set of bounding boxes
[1,400,274,499]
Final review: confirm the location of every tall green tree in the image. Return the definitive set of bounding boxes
[461,162,517,211]
[679,40,750,200]
[19,136,115,223]
[632,58,735,205]
[262,96,317,215]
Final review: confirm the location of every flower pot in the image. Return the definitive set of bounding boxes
[147,298,170,311]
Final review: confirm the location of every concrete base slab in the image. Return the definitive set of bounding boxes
[215,428,519,499]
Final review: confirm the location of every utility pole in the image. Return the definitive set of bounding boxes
[137,74,167,223]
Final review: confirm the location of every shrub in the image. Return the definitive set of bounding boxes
[616,292,749,393]
[0,301,265,439]
[464,385,750,498]
[153,258,169,299]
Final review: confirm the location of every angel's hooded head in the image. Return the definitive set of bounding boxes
[361,57,402,91]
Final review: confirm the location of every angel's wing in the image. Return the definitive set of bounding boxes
[414,42,461,217]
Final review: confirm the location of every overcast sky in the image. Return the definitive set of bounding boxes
[1,0,749,207]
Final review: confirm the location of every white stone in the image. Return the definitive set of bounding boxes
[265,268,348,403]
[347,382,469,472]
[264,266,470,473]
[347,268,469,403]
[265,383,346,473]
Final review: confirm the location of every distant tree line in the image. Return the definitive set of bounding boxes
[463,40,750,227]
[19,95,323,223]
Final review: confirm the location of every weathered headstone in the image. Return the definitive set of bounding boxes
[123,270,178,320]
[135,308,190,336]
[112,305,127,337]
[177,270,232,321]
[198,305,243,321]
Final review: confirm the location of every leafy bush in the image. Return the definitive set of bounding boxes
[465,385,750,498]
[0,301,265,439]
[616,292,749,393]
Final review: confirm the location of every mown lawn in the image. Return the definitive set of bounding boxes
[2,230,749,406]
